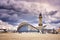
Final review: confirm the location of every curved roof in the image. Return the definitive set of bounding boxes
[17,22,39,31]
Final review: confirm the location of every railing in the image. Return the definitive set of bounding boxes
[0,29,7,32]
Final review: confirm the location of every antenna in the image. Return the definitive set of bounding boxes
[44,8,49,25]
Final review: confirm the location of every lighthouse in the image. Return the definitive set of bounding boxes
[38,13,43,33]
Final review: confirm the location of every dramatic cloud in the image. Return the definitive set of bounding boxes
[0,20,17,30]
[0,0,60,29]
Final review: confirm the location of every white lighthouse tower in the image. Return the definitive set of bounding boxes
[38,13,43,33]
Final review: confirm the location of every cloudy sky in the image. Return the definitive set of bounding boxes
[0,0,60,29]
